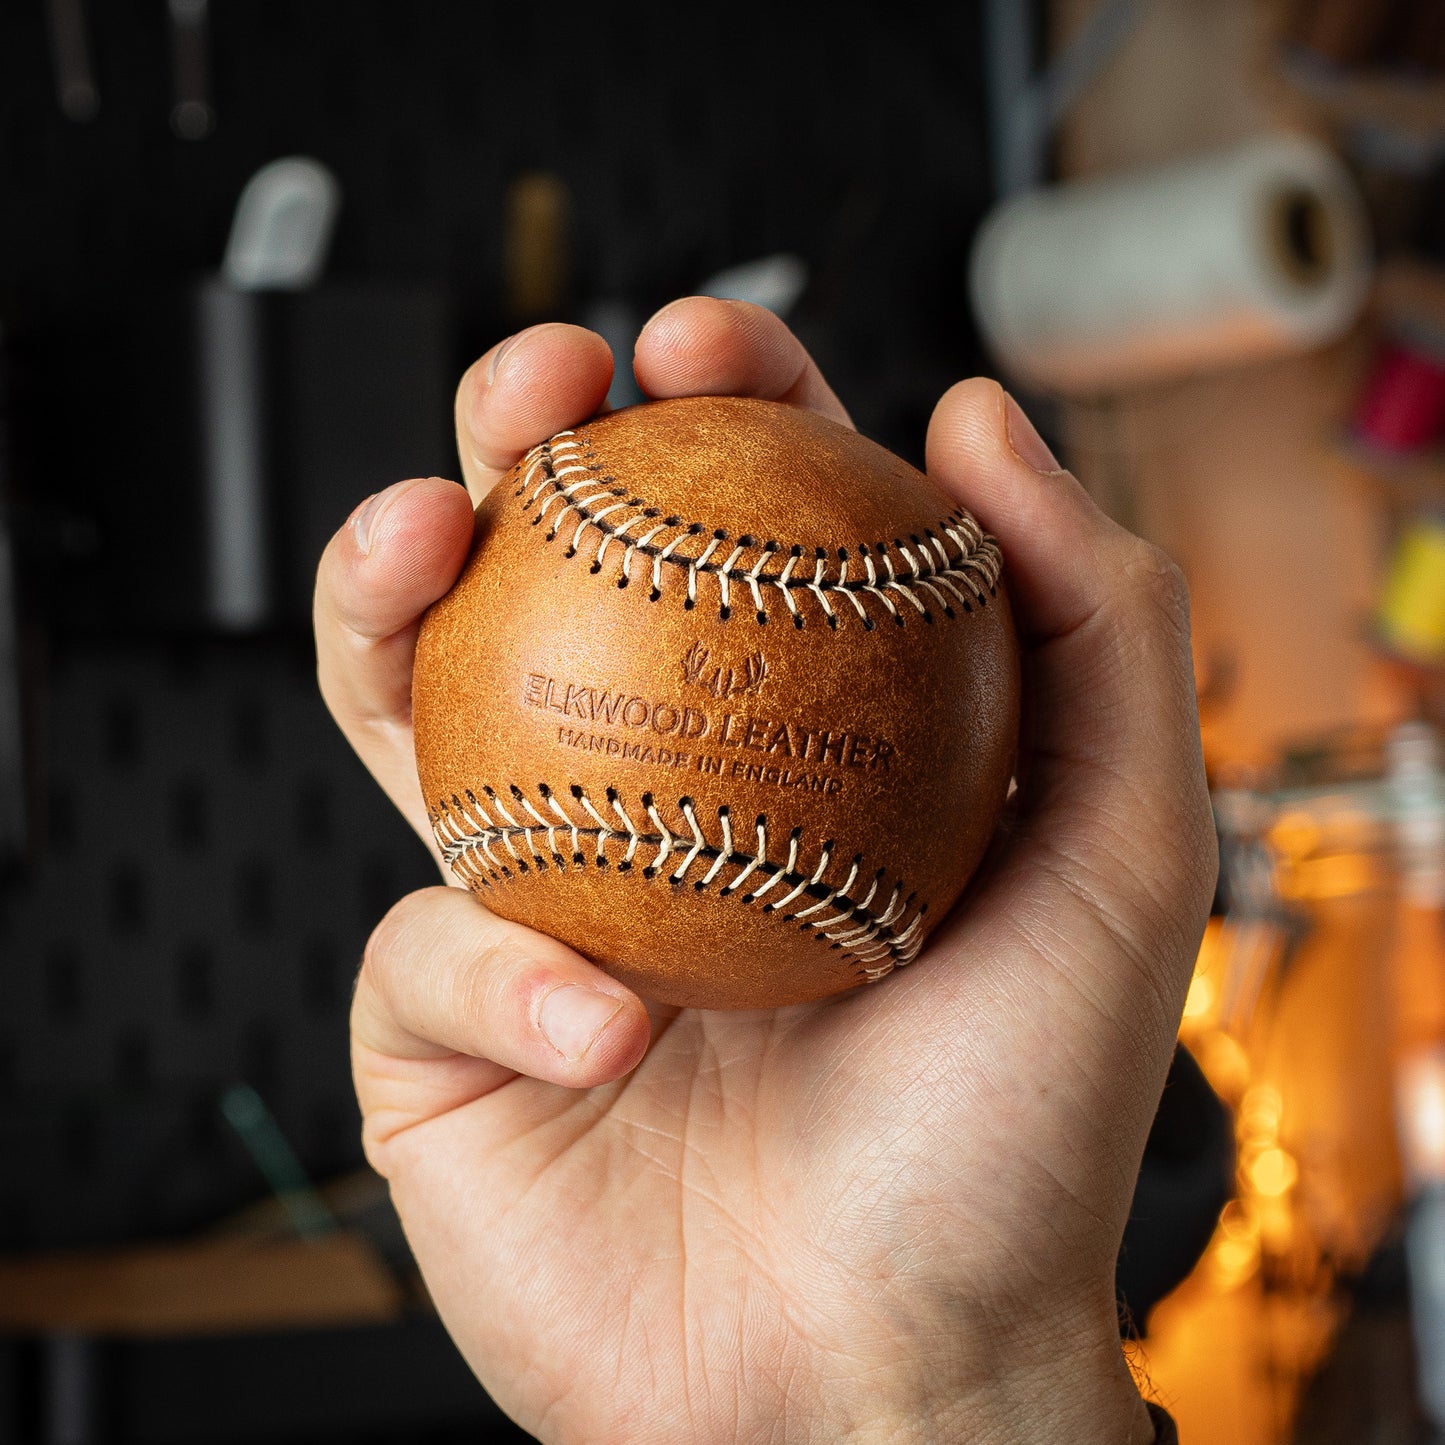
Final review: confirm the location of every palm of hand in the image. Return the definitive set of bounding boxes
[369,816,1182,1441]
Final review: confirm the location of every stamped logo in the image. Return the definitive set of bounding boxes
[519,668,894,795]
[681,642,767,700]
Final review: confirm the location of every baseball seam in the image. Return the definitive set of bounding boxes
[512,433,1002,631]
[429,783,929,982]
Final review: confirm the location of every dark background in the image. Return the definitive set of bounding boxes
[0,4,1226,1442]
[0,0,993,1255]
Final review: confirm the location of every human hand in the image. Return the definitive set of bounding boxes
[314,300,1215,1444]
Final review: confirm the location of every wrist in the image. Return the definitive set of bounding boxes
[823,1290,1154,1445]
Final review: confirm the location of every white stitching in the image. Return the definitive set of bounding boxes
[514,435,1002,630]
[430,785,928,979]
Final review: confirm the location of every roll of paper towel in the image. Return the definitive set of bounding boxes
[969,134,1371,394]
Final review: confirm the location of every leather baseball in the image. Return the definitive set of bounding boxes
[413,395,1020,1009]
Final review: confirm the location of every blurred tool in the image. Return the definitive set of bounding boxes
[167,0,214,140]
[1384,722,1445,1429]
[222,157,342,291]
[219,1084,337,1240]
[503,172,571,323]
[202,156,340,630]
[983,0,1144,197]
[970,133,1371,394]
[1354,330,1445,454]
[699,254,809,318]
[1377,515,1445,667]
[45,0,99,122]
[0,330,24,869]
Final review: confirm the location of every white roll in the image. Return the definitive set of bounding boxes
[969,133,1372,394]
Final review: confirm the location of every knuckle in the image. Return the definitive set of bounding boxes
[1122,543,1190,627]
[362,887,445,987]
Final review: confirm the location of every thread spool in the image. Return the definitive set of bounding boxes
[1378,514,1445,666]
[969,134,1371,395]
[1355,332,1445,454]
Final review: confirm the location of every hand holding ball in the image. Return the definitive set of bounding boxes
[413,396,1019,1009]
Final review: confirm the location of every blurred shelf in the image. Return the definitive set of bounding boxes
[1336,437,1445,508]
[1280,50,1445,162]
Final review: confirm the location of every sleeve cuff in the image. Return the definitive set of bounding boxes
[1145,1401,1179,1443]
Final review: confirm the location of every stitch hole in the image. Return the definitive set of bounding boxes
[510,783,525,800]
[617,576,629,589]
[840,546,851,560]
[792,614,804,630]
[500,866,513,878]
[815,546,827,560]
[564,546,577,559]
[572,851,586,866]
[642,866,658,879]
[892,614,903,628]
[665,515,682,526]
[643,507,660,518]
[641,791,655,808]
[921,610,934,624]
[827,615,839,630]
[538,783,552,798]
[617,860,632,872]
[684,597,696,611]
[942,604,956,619]
[863,617,877,632]
[552,852,567,868]
[713,528,728,541]
[738,534,754,547]
[719,605,731,621]
[789,544,802,557]
[757,610,768,625]
[606,786,619,803]
[570,783,585,799]
[589,561,603,575]
[595,854,609,868]
[687,523,703,535]
[649,587,662,602]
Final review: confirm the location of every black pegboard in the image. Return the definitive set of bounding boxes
[0,0,996,1253]
[0,637,436,1248]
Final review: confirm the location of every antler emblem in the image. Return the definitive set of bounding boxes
[681,643,768,699]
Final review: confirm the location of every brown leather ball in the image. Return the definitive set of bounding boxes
[413,395,1019,1010]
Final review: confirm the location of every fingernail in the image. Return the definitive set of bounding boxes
[538,984,623,1061]
[351,479,408,556]
[1004,393,1064,475]
[486,332,522,384]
